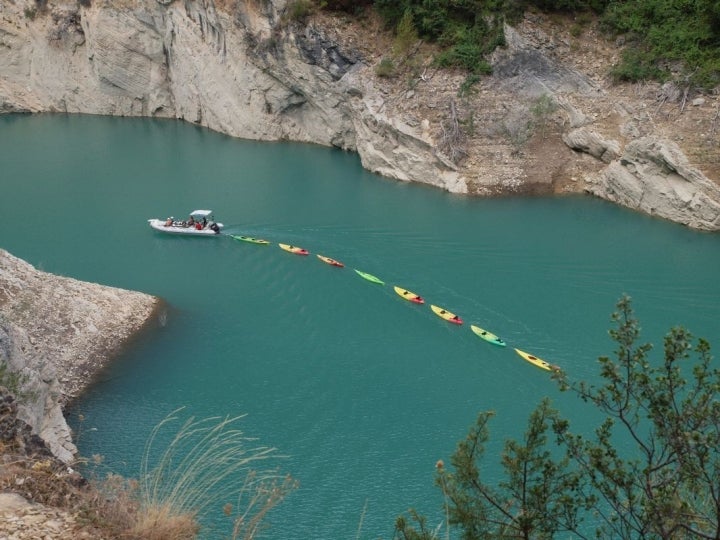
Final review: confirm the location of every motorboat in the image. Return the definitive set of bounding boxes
[148,209,224,236]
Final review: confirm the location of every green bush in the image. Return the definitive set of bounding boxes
[609,47,667,83]
[601,0,720,89]
[285,0,314,22]
[367,0,720,88]
[393,9,419,57]
[375,57,396,77]
[374,0,507,75]
[320,0,373,13]
[0,361,24,396]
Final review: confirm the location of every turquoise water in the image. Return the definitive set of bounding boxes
[2,114,720,539]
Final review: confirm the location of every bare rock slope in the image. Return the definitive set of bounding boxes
[0,249,158,462]
[1,0,718,229]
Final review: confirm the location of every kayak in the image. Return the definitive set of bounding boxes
[430,304,463,325]
[231,234,269,245]
[317,254,344,267]
[354,269,384,285]
[470,325,506,347]
[514,348,559,372]
[279,243,309,255]
[393,286,424,304]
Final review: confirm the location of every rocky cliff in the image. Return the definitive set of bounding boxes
[0,249,158,462]
[1,0,719,229]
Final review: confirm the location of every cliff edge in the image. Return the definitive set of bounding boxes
[1,0,718,230]
[0,249,159,462]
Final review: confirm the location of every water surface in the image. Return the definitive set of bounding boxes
[2,114,719,539]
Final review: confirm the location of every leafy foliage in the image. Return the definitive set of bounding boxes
[393,9,419,57]
[555,296,720,538]
[324,0,720,89]
[0,361,27,398]
[397,296,720,539]
[284,0,315,22]
[375,57,396,77]
[0,361,23,395]
[373,0,511,73]
[600,0,720,88]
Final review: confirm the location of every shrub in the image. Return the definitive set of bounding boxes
[284,0,314,22]
[320,0,373,14]
[375,57,396,77]
[374,0,507,77]
[601,0,720,89]
[0,361,27,398]
[610,47,667,83]
[137,409,297,539]
[393,8,419,57]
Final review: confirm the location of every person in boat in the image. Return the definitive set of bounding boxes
[164,217,173,227]
[187,215,195,227]
[202,216,207,228]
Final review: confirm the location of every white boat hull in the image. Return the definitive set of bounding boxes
[148,219,224,236]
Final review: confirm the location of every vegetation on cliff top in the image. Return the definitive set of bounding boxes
[318,0,720,90]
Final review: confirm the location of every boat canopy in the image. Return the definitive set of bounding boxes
[190,210,213,218]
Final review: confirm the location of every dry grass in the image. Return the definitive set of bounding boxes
[130,503,199,540]
[1,409,296,539]
[137,408,298,539]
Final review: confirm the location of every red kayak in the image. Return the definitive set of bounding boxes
[317,254,344,267]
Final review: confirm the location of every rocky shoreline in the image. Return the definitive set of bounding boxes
[1,0,719,230]
[0,248,158,537]
[0,249,159,462]
[0,0,718,532]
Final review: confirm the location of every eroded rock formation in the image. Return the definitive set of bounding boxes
[1,0,718,229]
[0,249,158,462]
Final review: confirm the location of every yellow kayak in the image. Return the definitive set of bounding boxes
[514,348,559,371]
[279,243,309,255]
[393,286,424,304]
[430,304,463,325]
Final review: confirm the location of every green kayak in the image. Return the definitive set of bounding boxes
[231,234,270,245]
[354,269,384,285]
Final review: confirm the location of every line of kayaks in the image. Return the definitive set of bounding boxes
[229,231,560,372]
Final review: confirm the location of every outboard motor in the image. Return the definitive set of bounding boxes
[210,222,220,234]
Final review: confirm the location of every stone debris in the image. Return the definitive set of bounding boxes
[0,493,105,540]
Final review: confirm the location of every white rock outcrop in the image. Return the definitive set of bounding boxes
[587,137,720,230]
[0,249,158,462]
[1,0,719,229]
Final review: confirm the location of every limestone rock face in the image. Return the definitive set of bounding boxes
[563,128,620,164]
[0,249,158,462]
[587,137,720,230]
[0,0,719,228]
